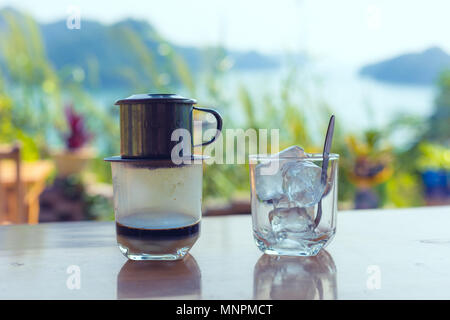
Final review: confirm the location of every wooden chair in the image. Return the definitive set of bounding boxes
[0,144,24,224]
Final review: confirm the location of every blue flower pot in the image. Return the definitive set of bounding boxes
[421,170,449,198]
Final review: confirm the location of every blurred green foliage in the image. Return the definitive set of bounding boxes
[426,70,450,144]
[417,142,450,170]
[0,11,58,160]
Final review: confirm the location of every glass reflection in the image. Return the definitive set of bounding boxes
[117,254,201,299]
[253,250,337,300]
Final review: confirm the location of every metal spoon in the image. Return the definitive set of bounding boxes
[314,115,335,228]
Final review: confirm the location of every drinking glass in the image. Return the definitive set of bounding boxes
[106,156,205,261]
[249,153,339,256]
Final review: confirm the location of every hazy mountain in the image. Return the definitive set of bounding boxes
[360,47,450,85]
[0,7,280,89]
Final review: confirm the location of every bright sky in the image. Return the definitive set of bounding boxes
[1,0,450,67]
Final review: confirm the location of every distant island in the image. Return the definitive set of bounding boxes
[0,7,281,90]
[360,47,450,85]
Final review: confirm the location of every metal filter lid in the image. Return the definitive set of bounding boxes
[115,93,197,105]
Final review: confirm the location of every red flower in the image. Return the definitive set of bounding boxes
[64,104,92,150]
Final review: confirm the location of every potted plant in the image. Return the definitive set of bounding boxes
[345,131,393,209]
[417,142,450,206]
[52,104,94,177]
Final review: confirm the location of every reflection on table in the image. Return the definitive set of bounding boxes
[117,254,201,299]
[253,250,337,300]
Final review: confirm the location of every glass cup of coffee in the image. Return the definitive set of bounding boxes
[106,156,206,260]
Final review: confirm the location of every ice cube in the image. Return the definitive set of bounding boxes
[254,146,307,202]
[255,159,284,201]
[274,145,306,159]
[271,196,292,209]
[270,197,316,218]
[269,207,316,234]
[282,161,325,207]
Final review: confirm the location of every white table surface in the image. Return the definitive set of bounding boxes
[0,206,449,299]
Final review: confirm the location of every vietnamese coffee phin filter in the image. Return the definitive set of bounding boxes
[105,94,222,260]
